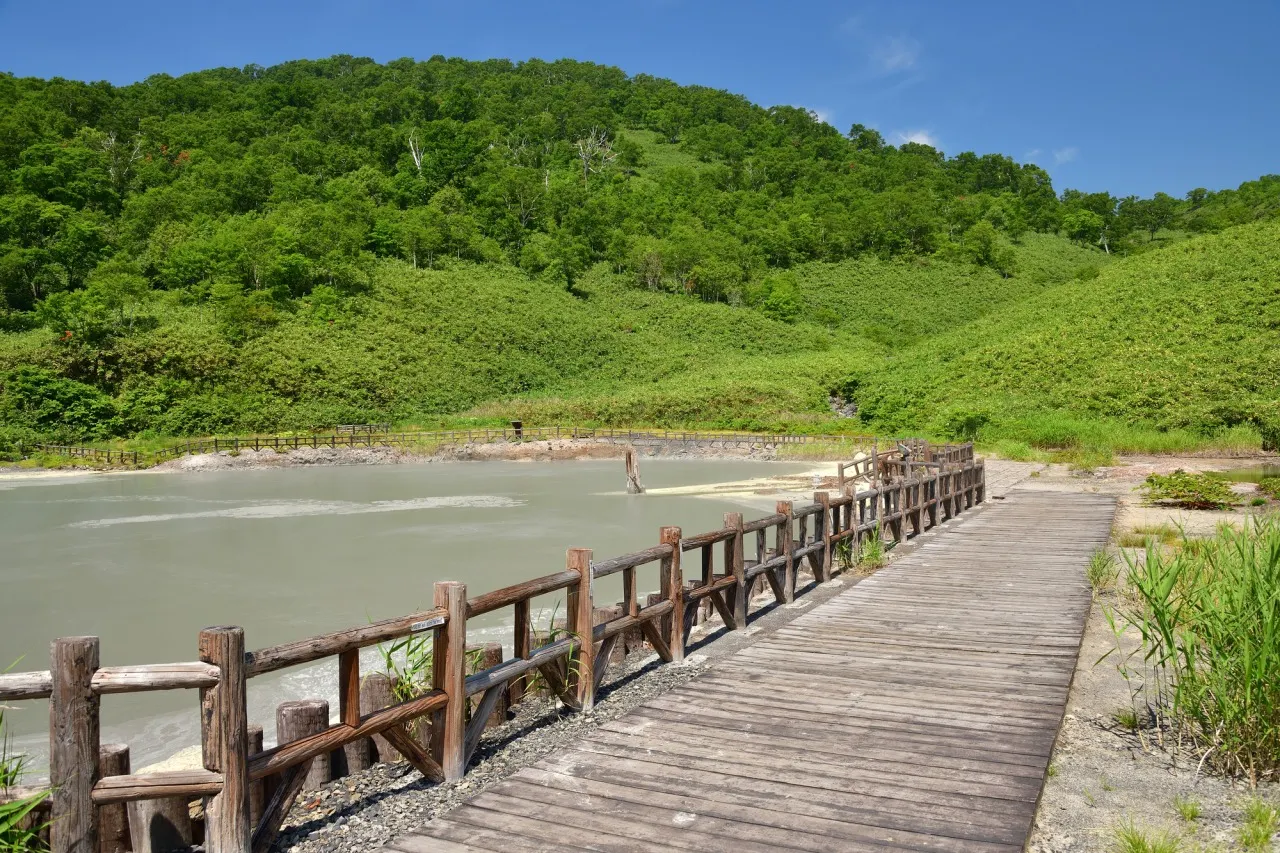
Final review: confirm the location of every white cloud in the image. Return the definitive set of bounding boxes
[810,108,833,125]
[891,129,939,148]
[1023,148,1042,161]
[1053,146,1079,165]
[839,15,862,35]
[873,36,920,73]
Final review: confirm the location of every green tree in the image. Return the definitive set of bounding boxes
[1062,209,1104,247]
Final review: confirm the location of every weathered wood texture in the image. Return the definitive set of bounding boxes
[397,489,1116,853]
[50,636,100,853]
[96,744,130,853]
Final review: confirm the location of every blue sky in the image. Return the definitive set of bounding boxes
[0,0,1273,198]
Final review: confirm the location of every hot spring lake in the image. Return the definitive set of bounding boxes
[0,458,806,774]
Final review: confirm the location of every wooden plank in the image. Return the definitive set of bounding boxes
[251,764,307,853]
[464,686,506,765]
[91,770,223,804]
[534,748,1024,839]
[246,607,448,676]
[0,669,53,700]
[383,724,445,782]
[513,767,1020,853]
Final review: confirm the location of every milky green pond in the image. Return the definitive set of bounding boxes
[0,459,802,774]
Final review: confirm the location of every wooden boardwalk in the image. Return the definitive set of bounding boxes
[393,489,1117,853]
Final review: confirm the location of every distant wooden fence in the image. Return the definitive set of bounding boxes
[27,427,878,469]
[0,441,983,853]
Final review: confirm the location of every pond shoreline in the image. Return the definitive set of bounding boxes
[0,437,797,478]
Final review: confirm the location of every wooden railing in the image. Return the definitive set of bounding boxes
[28,427,878,468]
[0,441,983,853]
[23,444,141,466]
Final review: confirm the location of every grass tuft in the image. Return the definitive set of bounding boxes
[1114,708,1142,731]
[1238,798,1278,851]
[857,528,886,573]
[1173,794,1202,823]
[1112,819,1184,853]
[1088,549,1120,593]
[1055,444,1116,473]
[1117,524,1182,550]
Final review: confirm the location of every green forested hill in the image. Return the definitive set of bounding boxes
[0,54,1274,453]
[848,220,1280,450]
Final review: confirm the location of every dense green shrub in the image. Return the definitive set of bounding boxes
[0,366,118,441]
[852,221,1280,449]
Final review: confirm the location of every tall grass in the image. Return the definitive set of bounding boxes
[1,704,48,852]
[1117,516,1280,783]
[857,528,886,572]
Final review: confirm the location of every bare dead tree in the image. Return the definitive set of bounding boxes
[100,132,144,194]
[575,128,616,187]
[407,130,424,175]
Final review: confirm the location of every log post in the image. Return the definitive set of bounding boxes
[431,581,467,780]
[510,600,531,707]
[567,549,595,711]
[246,726,264,829]
[594,607,625,664]
[50,636,100,853]
[97,744,130,853]
[198,626,250,853]
[126,798,192,853]
[814,492,830,582]
[724,512,746,628]
[926,471,938,527]
[661,527,684,662]
[276,700,330,790]
[776,502,795,603]
[359,672,397,764]
[477,643,508,726]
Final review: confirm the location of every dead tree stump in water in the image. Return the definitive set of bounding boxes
[625,447,644,494]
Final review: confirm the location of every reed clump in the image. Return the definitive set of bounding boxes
[857,528,886,573]
[1117,516,1280,784]
[1,704,48,852]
